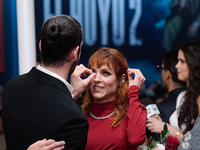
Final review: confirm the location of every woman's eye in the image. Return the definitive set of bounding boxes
[181,60,186,63]
[103,71,110,76]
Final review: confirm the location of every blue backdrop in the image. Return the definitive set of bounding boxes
[1,0,199,88]
[33,0,172,86]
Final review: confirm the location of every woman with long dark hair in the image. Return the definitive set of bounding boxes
[147,40,200,150]
[176,40,200,150]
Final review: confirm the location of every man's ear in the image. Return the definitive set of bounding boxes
[70,46,79,61]
[39,40,42,53]
[166,70,171,79]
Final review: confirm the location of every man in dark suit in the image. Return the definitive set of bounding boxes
[2,15,96,150]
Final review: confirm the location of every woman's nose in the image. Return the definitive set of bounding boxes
[175,62,179,69]
[94,73,101,82]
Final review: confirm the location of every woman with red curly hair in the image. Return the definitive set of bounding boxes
[81,47,147,150]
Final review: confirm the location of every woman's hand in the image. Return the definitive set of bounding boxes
[27,139,65,150]
[146,115,165,133]
[127,68,145,88]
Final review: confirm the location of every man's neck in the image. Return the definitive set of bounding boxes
[40,63,70,81]
[168,83,186,93]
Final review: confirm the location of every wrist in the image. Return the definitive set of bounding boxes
[175,131,180,138]
[174,130,184,141]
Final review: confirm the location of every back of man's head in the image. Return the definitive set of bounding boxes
[162,50,186,86]
[40,15,83,67]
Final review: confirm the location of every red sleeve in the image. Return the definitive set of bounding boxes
[126,85,147,147]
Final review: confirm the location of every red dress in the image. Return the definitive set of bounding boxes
[85,86,147,150]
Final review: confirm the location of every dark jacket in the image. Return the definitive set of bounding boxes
[2,67,88,150]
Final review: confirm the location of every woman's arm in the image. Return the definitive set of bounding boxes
[126,69,147,146]
[147,115,184,141]
[127,85,147,146]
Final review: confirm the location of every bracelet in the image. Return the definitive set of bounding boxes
[175,131,180,138]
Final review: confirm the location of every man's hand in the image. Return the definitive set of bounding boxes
[70,64,96,100]
[27,139,65,150]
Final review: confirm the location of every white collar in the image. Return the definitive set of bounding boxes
[36,65,74,95]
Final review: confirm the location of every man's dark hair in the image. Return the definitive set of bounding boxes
[162,50,186,86]
[41,15,83,67]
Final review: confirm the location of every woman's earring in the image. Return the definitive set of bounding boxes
[122,80,124,83]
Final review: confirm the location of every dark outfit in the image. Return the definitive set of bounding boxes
[2,67,88,150]
[157,87,186,123]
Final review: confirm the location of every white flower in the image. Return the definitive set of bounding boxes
[152,144,165,150]
[184,131,191,141]
[181,141,190,149]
